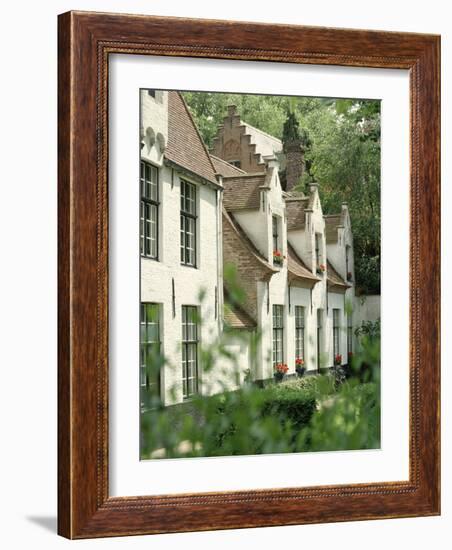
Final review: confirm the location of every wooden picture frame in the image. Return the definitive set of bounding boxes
[58,10,440,539]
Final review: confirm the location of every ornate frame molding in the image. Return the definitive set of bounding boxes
[58,11,440,538]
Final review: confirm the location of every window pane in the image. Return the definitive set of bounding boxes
[180,215,197,265]
[181,180,196,215]
[182,306,199,398]
[295,307,305,359]
[140,303,161,402]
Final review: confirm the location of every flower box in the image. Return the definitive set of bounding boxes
[273,250,284,266]
[295,358,306,378]
[274,362,288,381]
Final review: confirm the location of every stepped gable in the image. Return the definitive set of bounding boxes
[210,105,282,173]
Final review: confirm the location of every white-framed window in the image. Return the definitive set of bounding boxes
[317,308,323,369]
[180,180,197,267]
[347,312,353,358]
[295,306,305,360]
[315,232,323,270]
[272,215,279,252]
[182,305,199,399]
[333,309,340,359]
[346,245,352,280]
[140,161,159,259]
[272,305,284,366]
[140,303,161,407]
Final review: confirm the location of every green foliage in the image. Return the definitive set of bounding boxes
[140,277,381,460]
[355,318,381,341]
[142,378,320,458]
[182,92,381,293]
[298,380,380,451]
[298,338,381,451]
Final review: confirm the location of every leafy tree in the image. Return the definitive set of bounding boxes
[182,92,380,294]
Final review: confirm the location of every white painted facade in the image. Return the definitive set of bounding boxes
[140,91,224,405]
[140,91,380,406]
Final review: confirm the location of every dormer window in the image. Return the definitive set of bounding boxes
[346,245,352,281]
[315,233,325,275]
[272,215,283,266]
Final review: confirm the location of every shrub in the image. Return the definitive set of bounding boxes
[260,384,317,432]
[210,383,317,455]
[297,380,380,452]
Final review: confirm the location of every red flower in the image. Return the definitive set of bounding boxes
[295,357,304,365]
[275,363,289,374]
[319,264,326,272]
[334,354,342,365]
[273,250,281,257]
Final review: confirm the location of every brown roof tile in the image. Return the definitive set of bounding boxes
[222,173,267,211]
[166,92,218,186]
[210,155,246,177]
[223,210,277,274]
[224,299,257,330]
[287,245,320,286]
[324,214,343,244]
[327,260,350,292]
[286,197,309,230]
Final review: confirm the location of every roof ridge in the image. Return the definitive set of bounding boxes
[222,172,267,179]
[176,92,218,181]
[287,243,311,272]
[242,121,282,144]
[223,209,277,273]
[327,259,350,288]
[210,154,247,174]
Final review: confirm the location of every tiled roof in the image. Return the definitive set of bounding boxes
[286,197,309,230]
[327,260,350,291]
[223,210,277,274]
[222,173,267,211]
[166,92,219,186]
[287,245,320,286]
[210,155,246,177]
[224,299,257,330]
[324,214,343,244]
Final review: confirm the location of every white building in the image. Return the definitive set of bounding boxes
[140,92,380,407]
[140,90,223,407]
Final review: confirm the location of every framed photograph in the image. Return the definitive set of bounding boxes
[58,11,440,538]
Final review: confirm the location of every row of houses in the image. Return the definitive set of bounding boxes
[140,89,379,407]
